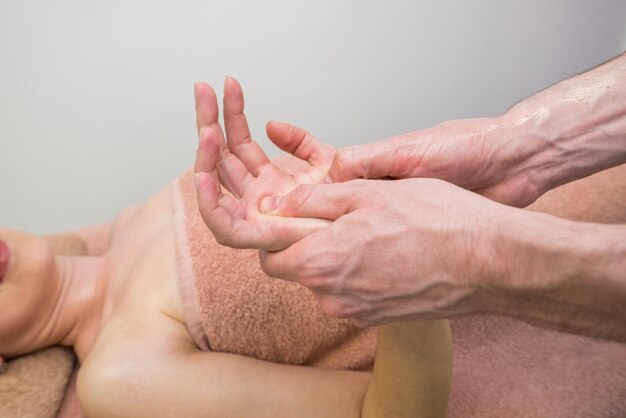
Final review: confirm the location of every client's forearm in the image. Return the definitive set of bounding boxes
[487,210,626,341]
[503,51,626,194]
[361,320,452,418]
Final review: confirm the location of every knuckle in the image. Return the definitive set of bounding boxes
[213,232,231,247]
[295,254,340,290]
[318,297,350,319]
[299,274,331,291]
[286,184,313,208]
[331,150,351,176]
[350,317,373,328]
[259,255,279,278]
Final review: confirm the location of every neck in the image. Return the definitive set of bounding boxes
[50,256,107,361]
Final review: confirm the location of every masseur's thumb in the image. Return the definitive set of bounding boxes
[260,183,358,220]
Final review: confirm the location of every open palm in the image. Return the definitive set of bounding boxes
[194,77,335,251]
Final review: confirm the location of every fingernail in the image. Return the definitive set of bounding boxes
[194,82,199,93]
[224,76,233,87]
[260,195,280,213]
[194,173,201,190]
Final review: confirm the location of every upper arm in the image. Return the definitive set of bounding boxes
[78,306,370,418]
[80,347,370,418]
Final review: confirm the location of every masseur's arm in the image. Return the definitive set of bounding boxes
[327,51,626,207]
[259,178,626,341]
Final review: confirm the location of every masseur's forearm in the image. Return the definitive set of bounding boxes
[362,321,452,418]
[504,52,626,196]
[487,209,626,341]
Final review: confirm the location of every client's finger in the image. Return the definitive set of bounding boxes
[266,121,335,183]
[196,171,245,246]
[194,82,220,135]
[195,82,252,198]
[223,77,270,176]
[195,137,241,243]
[196,124,251,198]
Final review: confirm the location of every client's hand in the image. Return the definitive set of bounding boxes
[194,77,335,251]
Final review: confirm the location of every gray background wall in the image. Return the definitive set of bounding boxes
[1,0,625,234]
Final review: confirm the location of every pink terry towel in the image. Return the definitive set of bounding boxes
[172,170,376,370]
[448,314,626,417]
[173,169,625,417]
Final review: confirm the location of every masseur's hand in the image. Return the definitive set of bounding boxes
[327,117,545,207]
[194,77,335,251]
[257,178,504,325]
[328,52,626,208]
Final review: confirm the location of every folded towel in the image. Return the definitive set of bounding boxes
[172,169,377,370]
[449,314,626,417]
[446,165,626,417]
[56,369,85,418]
[0,347,75,418]
[174,166,626,417]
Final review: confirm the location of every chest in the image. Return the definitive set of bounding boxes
[87,186,187,356]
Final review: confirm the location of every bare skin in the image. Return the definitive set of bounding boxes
[0,89,452,417]
[0,186,451,418]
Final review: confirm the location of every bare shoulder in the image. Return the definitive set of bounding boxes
[77,185,201,416]
[77,304,198,418]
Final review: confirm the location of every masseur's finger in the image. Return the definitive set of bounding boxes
[195,82,251,197]
[260,224,334,282]
[255,215,331,252]
[259,182,362,220]
[266,121,335,167]
[266,121,335,183]
[223,77,271,177]
[260,246,303,282]
[328,136,417,182]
